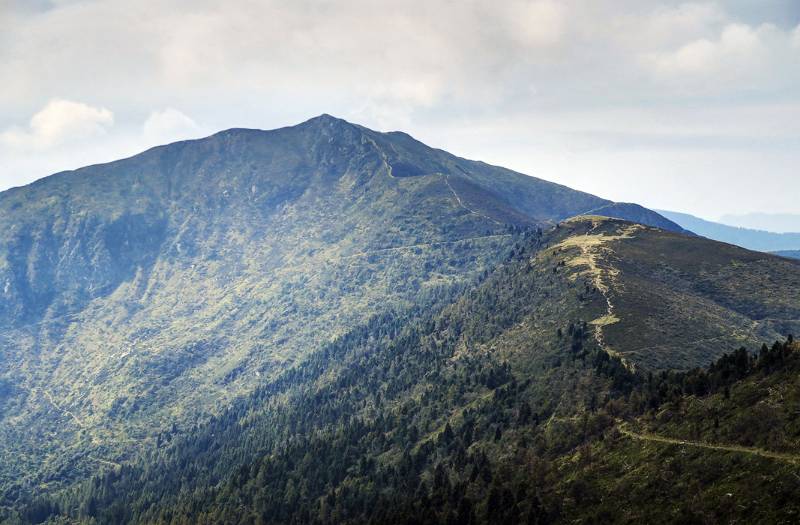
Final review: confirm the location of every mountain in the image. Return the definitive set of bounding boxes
[2,116,798,523]
[720,212,800,234]
[773,250,800,260]
[658,210,800,252]
[0,115,685,497]
[8,216,799,524]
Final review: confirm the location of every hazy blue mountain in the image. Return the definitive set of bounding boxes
[773,250,800,259]
[658,209,800,252]
[720,212,800,233]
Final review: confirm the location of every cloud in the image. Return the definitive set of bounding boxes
[1,1,796,115]
[504,0,566,48]
[646,21,796,81]
[143,108,201,145]
[0,99,113,150]
[650,23,760,74]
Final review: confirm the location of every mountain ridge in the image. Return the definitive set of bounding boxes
[1,114,686,229]
[773,250,800,260]
[657,209,800,252]
[0,114,689,334]
[720,211,800,234]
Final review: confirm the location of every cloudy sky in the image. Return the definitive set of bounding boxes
[1,0,798,220]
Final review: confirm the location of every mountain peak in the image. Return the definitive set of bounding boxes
[299,113,352,128]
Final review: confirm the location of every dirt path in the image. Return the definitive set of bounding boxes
[443,175,503,226]
[618,422,800,464]
[42,388,86,428]
[554,220,642,368]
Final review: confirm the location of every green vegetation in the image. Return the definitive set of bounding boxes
[550,217,800,369]
[2,220,799,524]
[554,337,800,524]
[1,116,799,523]
[0,117,688,496]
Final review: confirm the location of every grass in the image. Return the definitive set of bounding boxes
[555,216,800,370]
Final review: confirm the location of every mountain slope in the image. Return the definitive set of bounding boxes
[0,116,684,496]
[3,222,632,523]
[658,209,800,252]
[9,219,799,524]
[588,204,693,234]
[553,338,800,524]
[549,217,800,369]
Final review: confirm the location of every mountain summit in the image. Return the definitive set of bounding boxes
[0,115,697,501]
[0,115,684,329]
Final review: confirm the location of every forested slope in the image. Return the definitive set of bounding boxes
[6,219,799,524]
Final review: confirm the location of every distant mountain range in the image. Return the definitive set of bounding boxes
[774,250,800,260]
[1,115,799,524]
[720,212,800,234]
[657,209,800,252]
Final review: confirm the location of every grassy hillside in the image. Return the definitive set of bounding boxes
[555,338,800,524]
[2,226,619,524]
[546,217,800,369]
[5,220,799,524]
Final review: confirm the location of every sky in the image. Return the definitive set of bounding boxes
[1,0,799,221]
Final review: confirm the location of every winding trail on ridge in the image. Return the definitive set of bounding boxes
[554,219,642,368]
[443,175,504,226]
[617,421,800,464]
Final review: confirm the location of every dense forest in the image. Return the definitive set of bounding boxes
[4,225,798,524]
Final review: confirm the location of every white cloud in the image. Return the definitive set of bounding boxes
[642,3,726,44]
[647,22,791,78]
[653,37,718,73]
[504,0,566,48]
[0,99,113,150]
[143,108,201,145]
